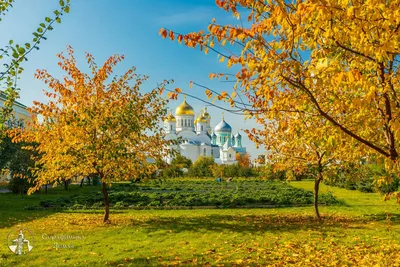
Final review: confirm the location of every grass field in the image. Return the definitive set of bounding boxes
[0,180,399,266]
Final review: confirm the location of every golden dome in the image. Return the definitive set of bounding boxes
[175,97,194,116]
[197,114,207,123]
[203,107,211,119]
[165,112,176,122]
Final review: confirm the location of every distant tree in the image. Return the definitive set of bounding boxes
[162,165,183,178]
[171,154,192,169]
[0,0,70,126]
[187,156,214,177]
[10,47,172,223]
[161,154,192,178]
[256,155,266,165]
[0,120,36,194]
[211,164,225,178]
[224,164,240,177]
[236,153,251,168]
[211,163,253,178]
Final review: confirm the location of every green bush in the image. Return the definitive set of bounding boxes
[187,157,214,177]
[8,177,34,194]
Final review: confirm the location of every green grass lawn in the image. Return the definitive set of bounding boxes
[0,180,399,266]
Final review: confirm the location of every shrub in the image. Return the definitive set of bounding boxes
[34,179,342,209]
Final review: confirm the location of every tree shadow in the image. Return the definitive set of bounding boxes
[363,213,400,222]
[0,185,101,229]
[128,213,370,235]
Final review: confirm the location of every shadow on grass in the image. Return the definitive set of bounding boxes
[97,256,226,267]
[363,213,400,222]
[0,185,101,229]
[127,213,375,235]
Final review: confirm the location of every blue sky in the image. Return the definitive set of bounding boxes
[0,0,264,158]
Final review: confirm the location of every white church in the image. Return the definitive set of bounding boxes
[164,97,246,165]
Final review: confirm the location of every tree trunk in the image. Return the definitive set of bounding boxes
[80,178,84,188]
[102,181,110,223]
[45,184,48,194]
[314,173,323,221]
[63,179,69,190]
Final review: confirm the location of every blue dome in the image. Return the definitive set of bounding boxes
[215,119,232,133]
[234,132,241,138]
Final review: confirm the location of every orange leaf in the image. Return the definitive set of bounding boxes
[177,35,183,43]
[160,29,167,39]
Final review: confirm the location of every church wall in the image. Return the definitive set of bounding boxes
[199,144,212,157]
[212,146,220,159]
[215,132,231,146]
[178,131,196,139]
[180,144,199,164]
[176,115,194,132]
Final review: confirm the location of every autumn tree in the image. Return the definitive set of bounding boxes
[260,110,349,220]
[0,0,70,126]
[161,0,400,201]
[10,46,173,223]
[256,155,266,165]
[236,152,251,168]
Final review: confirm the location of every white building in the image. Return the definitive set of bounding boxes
[164,97,246,164]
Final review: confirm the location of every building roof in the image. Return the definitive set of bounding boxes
[215,119,232,133]
[175,97,194,116]
[165,112,176,122]
[0,92,28,110]
[203,107,211,119]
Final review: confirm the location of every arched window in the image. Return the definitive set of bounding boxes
[203,148,206,156]
[170,125,172,131]
[201,125,203,131]
[180,119,183,127]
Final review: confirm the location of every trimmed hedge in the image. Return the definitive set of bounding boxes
[37,179,343,209]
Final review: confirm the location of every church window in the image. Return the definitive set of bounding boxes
[229,154,231,158]
[201,125,203,131]
[170,125,172,131]
[180,119,183,127]
[203,148,206,156]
